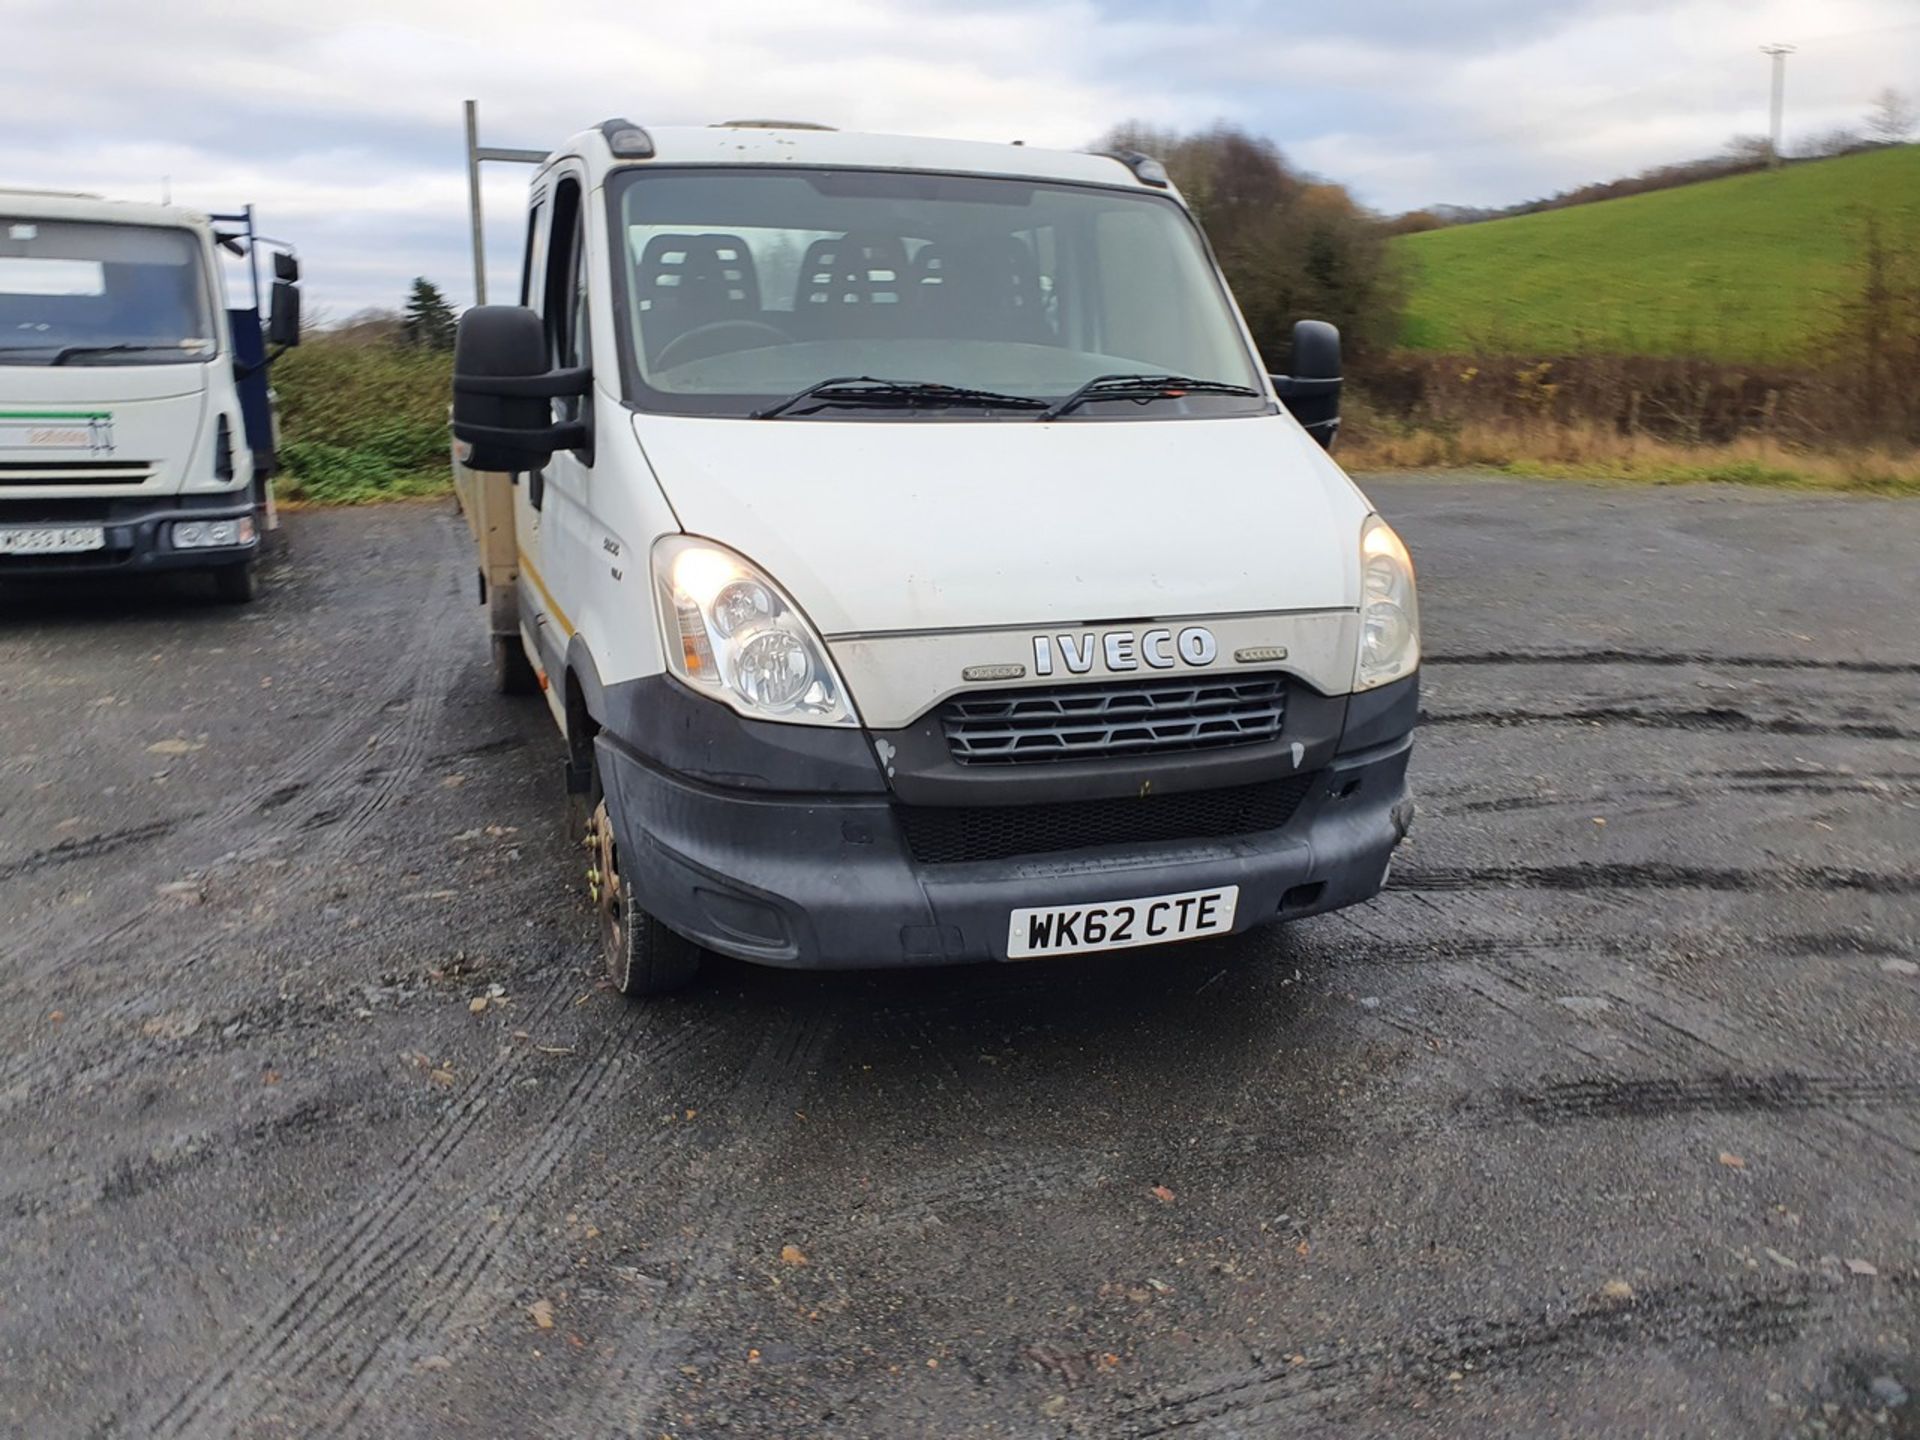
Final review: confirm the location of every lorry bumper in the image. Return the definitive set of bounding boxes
[597,728,1413,971]
[0,495,259,578]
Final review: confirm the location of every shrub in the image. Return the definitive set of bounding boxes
[273,337,453,502]
[1099,122,1406,367]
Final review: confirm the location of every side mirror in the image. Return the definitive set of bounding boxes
[267,279,301,348]
[1270,319,1341,450]
[273,251,300,284]
[451,305,591,474]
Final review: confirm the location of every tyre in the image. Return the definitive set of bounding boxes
[212,562,257,604]
[586,797,702,997]
[492,633,539,695]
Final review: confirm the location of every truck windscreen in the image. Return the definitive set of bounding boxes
[604,168,1267,419]
[0,220,214,366]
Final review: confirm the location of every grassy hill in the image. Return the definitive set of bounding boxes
[1392,146,1920,363]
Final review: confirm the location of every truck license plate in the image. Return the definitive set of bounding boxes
[0,525,105,556]
[1007,885,1238,959]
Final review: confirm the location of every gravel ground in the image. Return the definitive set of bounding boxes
[0,477,1914,1439]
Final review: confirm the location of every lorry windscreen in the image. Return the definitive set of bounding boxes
[0,220,214,366]
[605,167,1268,419]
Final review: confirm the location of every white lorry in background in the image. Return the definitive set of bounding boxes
[0,193,300,602]
[451,110,1418,996]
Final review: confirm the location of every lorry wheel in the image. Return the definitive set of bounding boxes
[492,634,538,695]
[212,563,257,604]
[587,797,702,997]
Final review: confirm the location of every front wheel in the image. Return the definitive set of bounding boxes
[212,562,257,604]
[587,798,702,997]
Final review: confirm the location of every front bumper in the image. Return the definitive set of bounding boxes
[596,701,1415,971]
[0,494,258,577]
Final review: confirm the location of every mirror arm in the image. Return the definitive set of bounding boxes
[451,417,589,452]
[453,366,591,400]
[1269,374,1342,398]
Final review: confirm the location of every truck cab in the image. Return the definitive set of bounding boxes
[0,192,299,601]
[452,119,1418,994]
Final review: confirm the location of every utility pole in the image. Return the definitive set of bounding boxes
[1760,43,1796,168]
[462,101,547,309]
[464,100,487,306]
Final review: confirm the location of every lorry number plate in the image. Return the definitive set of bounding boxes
[0,526,106,556]
[1007,886,1238,959]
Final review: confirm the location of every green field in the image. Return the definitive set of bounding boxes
[1393,146,1920,362]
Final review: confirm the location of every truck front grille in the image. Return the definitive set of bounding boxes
[0,461,156,486]
[940,673,1287,764]
[897,774,1314,865]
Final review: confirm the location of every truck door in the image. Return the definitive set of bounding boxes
[523,170,595,685]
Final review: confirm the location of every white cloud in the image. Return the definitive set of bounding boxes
[4,0,1914,313]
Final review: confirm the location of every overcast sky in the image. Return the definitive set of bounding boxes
[6,0,1915,316]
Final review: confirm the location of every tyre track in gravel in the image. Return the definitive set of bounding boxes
[208,511,474,861]
[327,591,476,850]
[1428,769,1920,815]
[1466,1013,1920,1175]
[0,818,187,884]
[310,1012,714,1437]
[1426,649,1920,675]
[547,1010,839,1440]
[321,1007,797,1440]
[0,511,472,998]
[1303,926,1918,970]
[1420,703,1916,741]
[1485,1072,1920,1124]
[836,1147,1112,1244]
[1345,888,1920,1180]
[0,856,534,1119]
[5,1077,394,1223]
[1391,862,1920,895]
[765,982,1095,1248]
[0,516,477,1105]
[1120,1281,1827,1436]
[262,1016,658,1403]
[0,805,564,1127]
[141,951,646,1438]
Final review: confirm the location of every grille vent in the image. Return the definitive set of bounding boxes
[941,674,1287,765]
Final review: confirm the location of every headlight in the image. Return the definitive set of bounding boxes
[1355,515,1419,690]
[653,536,858,726]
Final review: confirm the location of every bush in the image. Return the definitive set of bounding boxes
[272,338,453,503]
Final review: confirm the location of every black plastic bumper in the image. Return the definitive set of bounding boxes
[596,694,1415,970]
[0,494,258,578]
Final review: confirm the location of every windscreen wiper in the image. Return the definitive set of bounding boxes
[754,376,1050,420]
[48,344,197,366]
[1041,373,1263,420]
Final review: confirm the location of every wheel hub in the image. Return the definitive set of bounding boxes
[586,798,624,973]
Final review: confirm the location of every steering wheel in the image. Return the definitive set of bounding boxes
[652,319,794,371]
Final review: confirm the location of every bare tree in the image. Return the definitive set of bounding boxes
[1866,87,1916,143]
[1798,126,1863,159]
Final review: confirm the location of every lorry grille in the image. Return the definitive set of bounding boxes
[897,774,1314,865]
[940,674,1287,764]
[0,461,155,486]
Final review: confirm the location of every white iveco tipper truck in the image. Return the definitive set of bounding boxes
[450,111,1418,996]
[0,193,300,601]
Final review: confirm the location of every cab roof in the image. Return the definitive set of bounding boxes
[0,190,212,233]
[544,123,1165,196]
